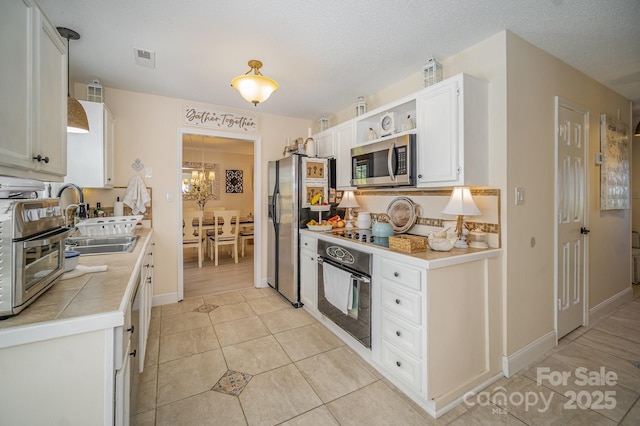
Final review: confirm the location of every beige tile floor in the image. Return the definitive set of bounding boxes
[132,286,640,425]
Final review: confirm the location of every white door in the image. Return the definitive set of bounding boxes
[555,97,589,339]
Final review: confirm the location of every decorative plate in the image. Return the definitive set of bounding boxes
[386,197,417,233]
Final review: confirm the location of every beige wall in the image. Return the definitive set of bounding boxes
[182,148,254,215]
[84,86,312,298]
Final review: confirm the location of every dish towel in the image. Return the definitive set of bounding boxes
[322,262,353,315]
[123,174,151,215]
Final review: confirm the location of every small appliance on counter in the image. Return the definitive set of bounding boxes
[0,196,72,318]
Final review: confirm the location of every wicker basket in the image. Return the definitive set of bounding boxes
[389,235,427,253]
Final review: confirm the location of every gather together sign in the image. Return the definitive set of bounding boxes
[183,105,258,133]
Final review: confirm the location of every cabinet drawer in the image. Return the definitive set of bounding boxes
[381,341,422,392]
[380,259,421,290]
[381,313,422,358]
[381,283,421,324]
[300,234,317,251]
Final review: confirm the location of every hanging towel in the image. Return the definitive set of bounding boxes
[123,174,151,215]
[322,262,353,315]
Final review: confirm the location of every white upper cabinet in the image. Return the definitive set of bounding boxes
[65,101,115,188]
[315,129,334,158]
[416,73,488,187]
[0,0,67,180]
[334,121,356,190]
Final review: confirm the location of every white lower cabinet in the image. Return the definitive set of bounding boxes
[300,234,317,308]
[303,231,501,417]
[373,256,426,394]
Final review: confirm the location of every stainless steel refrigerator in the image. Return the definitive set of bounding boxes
[268,154,326,307]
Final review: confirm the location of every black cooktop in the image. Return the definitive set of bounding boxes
[329,228,390,247]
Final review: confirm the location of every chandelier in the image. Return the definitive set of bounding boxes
[183,136,216,209]
[231,60,279,106]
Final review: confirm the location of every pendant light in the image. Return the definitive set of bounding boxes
[231,60,278,106]
[57,27,90,133]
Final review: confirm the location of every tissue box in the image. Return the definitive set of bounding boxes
[75,215,143,236]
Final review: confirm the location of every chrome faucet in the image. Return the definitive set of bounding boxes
[57,183,87,225]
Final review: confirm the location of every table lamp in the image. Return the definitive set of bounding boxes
[338,191,360,228]
[442,187,481,248]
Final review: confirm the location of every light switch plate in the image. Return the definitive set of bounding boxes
[515,187,525,205]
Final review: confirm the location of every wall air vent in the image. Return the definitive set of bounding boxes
[133,48,155,68]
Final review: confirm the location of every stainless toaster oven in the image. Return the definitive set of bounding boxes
[0,198,72,318]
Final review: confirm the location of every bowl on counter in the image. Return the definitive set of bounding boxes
[64,250,81,272]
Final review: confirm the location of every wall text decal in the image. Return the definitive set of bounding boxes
[183,105,258,133]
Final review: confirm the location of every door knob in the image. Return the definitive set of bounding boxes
[580,227,590,234]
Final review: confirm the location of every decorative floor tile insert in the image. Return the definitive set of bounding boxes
[213,370,252,396]
[194,304,218,313]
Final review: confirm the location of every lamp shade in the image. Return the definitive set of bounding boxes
[442,187,481,216]
[67,97,90,133]
[338,191,360,209]
[231,60,278,106]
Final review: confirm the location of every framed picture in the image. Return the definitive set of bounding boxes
[226,170,243,193]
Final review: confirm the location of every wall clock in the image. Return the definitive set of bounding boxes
[379,111,396,136]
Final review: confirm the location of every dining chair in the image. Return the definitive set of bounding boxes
[209,209,240,265]
[183,210,204,268]
[239,229,254,257]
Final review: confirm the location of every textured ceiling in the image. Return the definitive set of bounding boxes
[39,0,640,123]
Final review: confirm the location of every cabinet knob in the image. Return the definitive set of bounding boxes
[396,331,401,337]
[396,361,402,367]
[147,277,152,283]
[418,174,422,179]
[130,349,137,358]
[126,325,135,334]
[395,299,401,304]
[393,272,399,277]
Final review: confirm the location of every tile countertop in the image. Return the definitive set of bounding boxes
[0,229,154,348]
[301,229,502,268]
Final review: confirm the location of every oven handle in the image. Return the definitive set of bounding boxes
[387,142,396,181]
[22,227,73,249]
[317,256,371,282]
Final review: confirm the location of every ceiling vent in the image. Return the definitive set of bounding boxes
[134,48,155,68]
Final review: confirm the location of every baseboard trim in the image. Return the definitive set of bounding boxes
[502,330,556,377]
[153,292,179,307]
[589,287,633,325]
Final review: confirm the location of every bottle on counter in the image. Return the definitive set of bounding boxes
[94,202,105,218]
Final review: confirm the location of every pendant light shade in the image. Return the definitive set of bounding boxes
[231,60,278,106]
[67,97,90,133]
[57,27,89,134]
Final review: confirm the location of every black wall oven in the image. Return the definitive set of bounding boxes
[351,134,416,188]
[317,239,372,348]
[0,199,71,318]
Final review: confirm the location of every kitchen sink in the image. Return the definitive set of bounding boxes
[65,235,139,255]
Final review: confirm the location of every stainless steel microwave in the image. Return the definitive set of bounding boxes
[351,134,416,188]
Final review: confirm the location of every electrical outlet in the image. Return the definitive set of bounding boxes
[515,187,525,205]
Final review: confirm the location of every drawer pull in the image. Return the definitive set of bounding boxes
[394,272,399,277]
[127,325,135,334]
[130,349,137,358]
[395,299,401,304]
[396,361,402,367]
[396,331,401,337]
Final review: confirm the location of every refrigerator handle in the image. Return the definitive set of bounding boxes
[276,192,282,223]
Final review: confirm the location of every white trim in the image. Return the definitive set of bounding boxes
[153,292,179,307]
[0,311,122,349]
[434,372,504,418]
[176,128,262,300]
[501,330,556,377]
[589,287,633,324]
